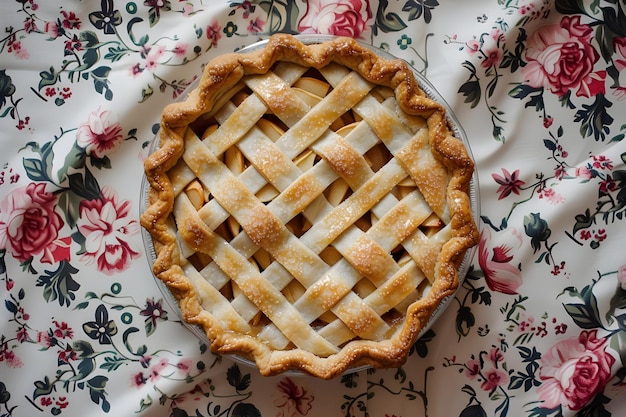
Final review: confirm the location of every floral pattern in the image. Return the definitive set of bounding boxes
[273,377,315,416]
[77,186,141,274]
[298,0,372,39]
[1,1,625,416]
[478,227,524,295]
[536,330,615,411]
[76,108,124,158]
[0,183,63,262]
[522,16,601,98]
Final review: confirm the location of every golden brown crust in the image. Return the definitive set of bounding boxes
[141,34,478,379]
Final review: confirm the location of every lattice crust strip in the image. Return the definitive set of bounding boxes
[142,34,478,378]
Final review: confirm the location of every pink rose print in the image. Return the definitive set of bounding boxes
[0,183,64,262]
[298,0,372,39]
[537,330,615,411]
[478,227,524,294]
[76,107,124,158]
[273,377,315,417]
[76,186,140,275]
[522,16,601,98]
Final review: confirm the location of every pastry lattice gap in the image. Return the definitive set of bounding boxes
[165,60,452,356]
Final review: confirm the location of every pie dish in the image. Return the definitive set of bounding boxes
[141,34,479,379]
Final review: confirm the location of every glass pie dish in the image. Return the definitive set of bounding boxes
[140,34,480,378]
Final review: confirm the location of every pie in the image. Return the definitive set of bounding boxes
[141,34,479,379]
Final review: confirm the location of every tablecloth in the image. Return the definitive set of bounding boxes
[1,1,625,416]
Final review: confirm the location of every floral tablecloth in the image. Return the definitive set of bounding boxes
[1,1,625,416]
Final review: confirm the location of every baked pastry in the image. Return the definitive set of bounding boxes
[141,34,478,379]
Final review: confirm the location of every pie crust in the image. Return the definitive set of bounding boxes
[141,34,479,378]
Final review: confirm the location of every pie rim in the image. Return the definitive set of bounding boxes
[140,34,479,379]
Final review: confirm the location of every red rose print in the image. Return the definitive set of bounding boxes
[40,236,72,264]
[77,186,141,274]
[0,183,64,262]
[537,330,615,411]
[523,16,600,97]
[478,227,524,294]
[576,70,606,97]
[298,0,372,39]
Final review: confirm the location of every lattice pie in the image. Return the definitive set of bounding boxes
[141,34,478,378]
